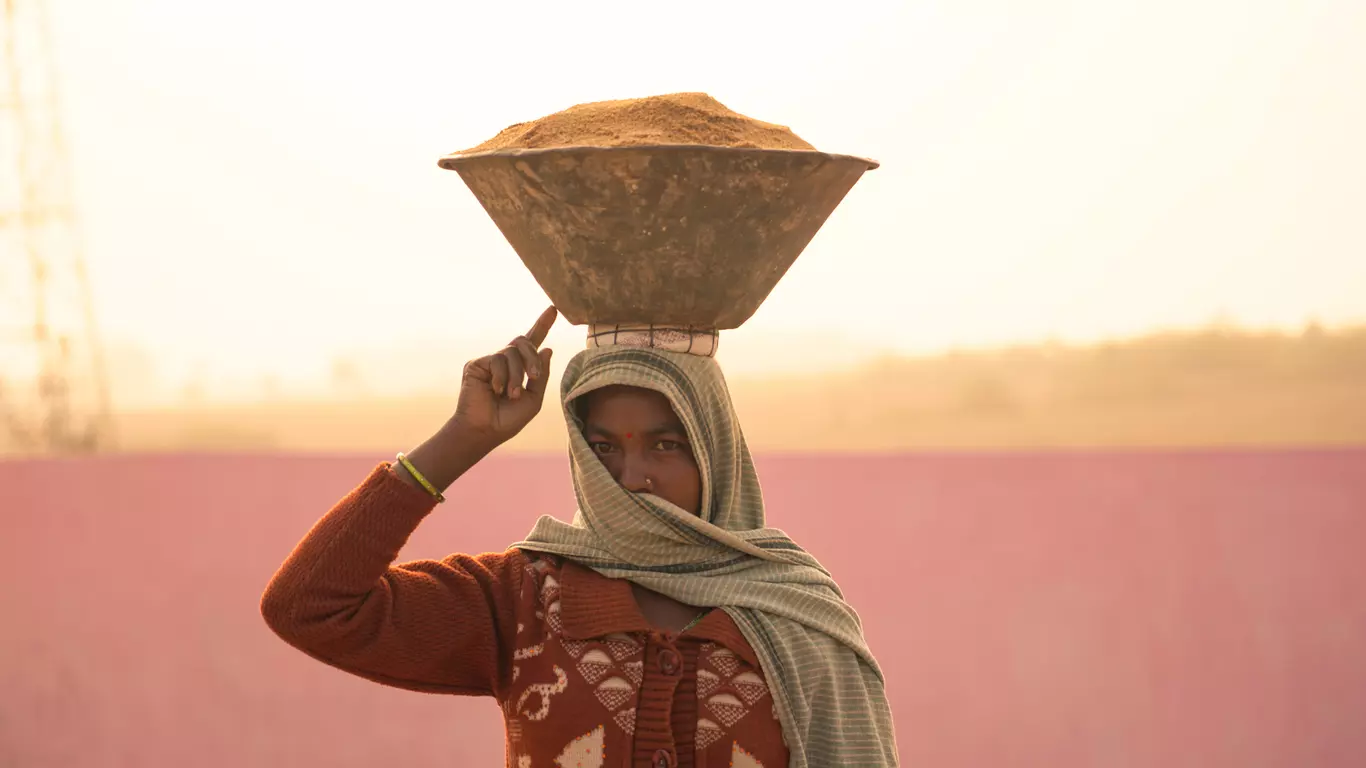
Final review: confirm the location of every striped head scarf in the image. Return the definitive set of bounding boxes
[513,344,899,767]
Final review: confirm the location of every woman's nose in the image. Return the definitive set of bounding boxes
[617,454,651,493]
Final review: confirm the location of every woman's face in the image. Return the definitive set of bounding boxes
[579,385,702,516]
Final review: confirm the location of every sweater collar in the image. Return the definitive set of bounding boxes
[557,558,761,668]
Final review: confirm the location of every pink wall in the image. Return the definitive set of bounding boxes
[2,449,1364,766]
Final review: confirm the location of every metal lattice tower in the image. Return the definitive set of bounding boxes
[1,0,113,455]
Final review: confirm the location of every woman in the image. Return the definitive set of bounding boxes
[261,307,897,768]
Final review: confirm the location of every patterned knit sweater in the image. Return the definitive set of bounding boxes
[261,463,790,768]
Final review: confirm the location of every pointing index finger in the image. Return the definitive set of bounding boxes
[526,306,558,348]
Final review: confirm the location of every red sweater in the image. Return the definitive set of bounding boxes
[261,463,790,768]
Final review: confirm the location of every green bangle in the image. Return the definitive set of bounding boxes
[395,452,445,503]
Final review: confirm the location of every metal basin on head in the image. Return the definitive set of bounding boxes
[438,145,878,329]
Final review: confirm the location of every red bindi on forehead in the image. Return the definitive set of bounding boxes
[626,433,633,439]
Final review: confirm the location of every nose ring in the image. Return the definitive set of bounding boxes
[645,477,654,489]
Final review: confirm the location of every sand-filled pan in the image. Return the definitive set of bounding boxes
[439,144,878,329]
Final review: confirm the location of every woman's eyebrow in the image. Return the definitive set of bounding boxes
[646,425,690,441]
[585,424,685,439]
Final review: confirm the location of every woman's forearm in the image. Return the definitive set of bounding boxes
[259,461,522,695]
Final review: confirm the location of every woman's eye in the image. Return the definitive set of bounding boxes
[655,440,683,451]
[591,442,614,455]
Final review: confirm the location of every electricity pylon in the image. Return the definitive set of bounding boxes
[1,0,113,455]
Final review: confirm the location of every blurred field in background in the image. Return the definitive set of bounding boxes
[6,449,1365,767]
[102,323,1366,455]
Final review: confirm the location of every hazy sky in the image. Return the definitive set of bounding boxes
[28,0,1366,390]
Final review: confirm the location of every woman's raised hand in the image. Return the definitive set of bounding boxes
[452,306,559,448]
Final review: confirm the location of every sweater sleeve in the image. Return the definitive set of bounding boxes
[260,462,525,698]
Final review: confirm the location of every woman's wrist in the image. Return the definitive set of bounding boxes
[392,420,500,496]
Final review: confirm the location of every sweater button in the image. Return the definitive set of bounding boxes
[658,649,681,676]
[653,748,675,768]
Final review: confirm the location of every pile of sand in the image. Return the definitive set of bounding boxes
[459,92,815,153]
